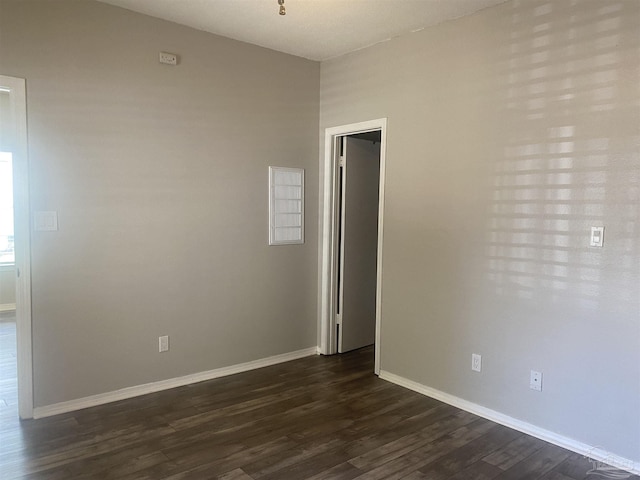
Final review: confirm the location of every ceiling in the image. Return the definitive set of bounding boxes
[98,0,508,61]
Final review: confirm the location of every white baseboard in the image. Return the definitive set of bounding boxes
[379,370,639,476]
[34,346,318,419]
[0,303,16,313]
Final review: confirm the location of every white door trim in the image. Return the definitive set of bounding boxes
[1,75,33,419]
[319,118,387,375]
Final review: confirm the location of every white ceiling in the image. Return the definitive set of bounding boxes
[98,0,508,61]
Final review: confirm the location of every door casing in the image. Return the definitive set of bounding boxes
[0,75,33,419]
[318,118,387,375]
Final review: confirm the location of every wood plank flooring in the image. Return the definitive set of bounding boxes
[0,312,18,411]
[0,333,636,479]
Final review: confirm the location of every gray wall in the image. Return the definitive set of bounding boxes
[0,0,320,407]
[321,0,639,462]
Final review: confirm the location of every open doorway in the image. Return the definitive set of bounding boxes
[336,133,380,353]
[319,118,387,375]
[0,75,33,419]
[0,147,17,416]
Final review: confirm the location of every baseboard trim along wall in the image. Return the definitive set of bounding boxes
[33,346,318,419]
[0,303,16,313]
[379,370,639,476]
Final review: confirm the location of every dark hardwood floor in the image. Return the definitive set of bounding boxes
[0,335,636,479]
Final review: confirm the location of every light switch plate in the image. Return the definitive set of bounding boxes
[34,211,58,231]
[590,226,604,247]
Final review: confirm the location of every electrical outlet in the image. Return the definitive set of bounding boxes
[530,370,542,391]
[159,51,178,65]
[159,335,169,352]
[471,353,482,372]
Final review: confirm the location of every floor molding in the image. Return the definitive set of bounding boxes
[0,303,16,313]
[34,346,318,419]
[379,370,639,476]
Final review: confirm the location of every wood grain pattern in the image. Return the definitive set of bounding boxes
[0,325,636,480]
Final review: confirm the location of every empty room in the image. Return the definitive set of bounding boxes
[0,0,638,478]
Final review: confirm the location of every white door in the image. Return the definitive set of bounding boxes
[337,136,380,353]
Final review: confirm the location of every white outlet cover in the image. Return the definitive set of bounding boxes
[159,335,169,352]
[34,211,58,231]
[471,353,482,372]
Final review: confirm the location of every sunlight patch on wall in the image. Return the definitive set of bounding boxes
[485,0,639,311]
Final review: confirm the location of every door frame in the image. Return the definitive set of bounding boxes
[318,118,387,375]
[1,75,33,419]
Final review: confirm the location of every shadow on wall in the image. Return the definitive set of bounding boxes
[485,0,639,311]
